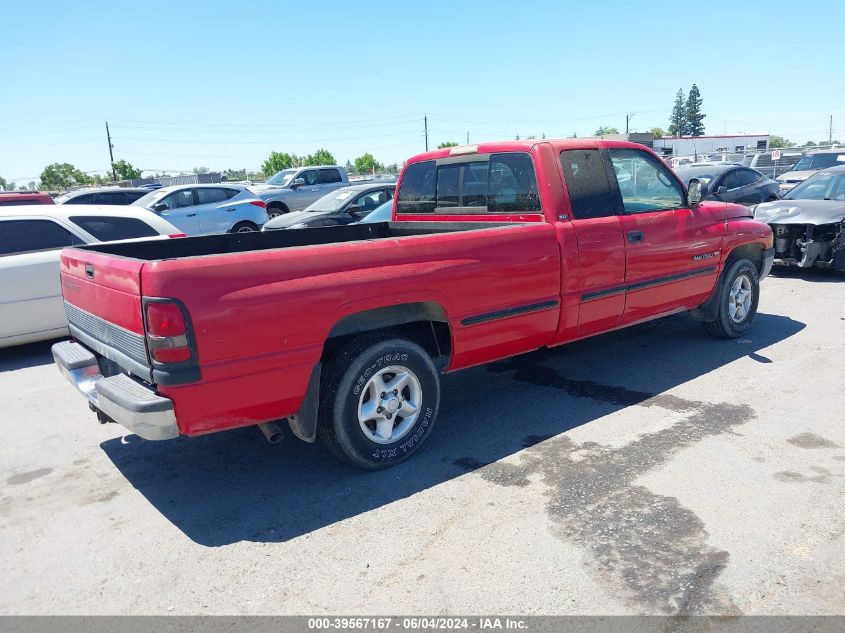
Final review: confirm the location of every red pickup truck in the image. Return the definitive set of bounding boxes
[52,140,774,469]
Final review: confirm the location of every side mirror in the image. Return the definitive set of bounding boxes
[347,204,362,215]
[687,178,706,206]
[290,177,306,188]
[716,186,728,197]
[152,202,168,213]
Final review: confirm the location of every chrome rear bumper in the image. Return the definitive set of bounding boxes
[52,340,179,441]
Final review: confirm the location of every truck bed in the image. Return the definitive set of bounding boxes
[77,221,514,261]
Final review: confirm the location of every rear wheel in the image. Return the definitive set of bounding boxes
[705,257,760,339]
[317,335,440,469]
[231,221,258,233]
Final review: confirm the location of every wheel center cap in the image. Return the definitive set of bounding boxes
[385,398,400,413]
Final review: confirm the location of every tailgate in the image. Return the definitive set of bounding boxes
[60,248,151,380]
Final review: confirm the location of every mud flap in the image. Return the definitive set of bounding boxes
[287,363,321,443]
[689,271,725,322]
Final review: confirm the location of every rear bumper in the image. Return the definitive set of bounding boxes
[52,340,179,441]
[761,247,775,280]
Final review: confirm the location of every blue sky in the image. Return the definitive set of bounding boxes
[1,0,843,182]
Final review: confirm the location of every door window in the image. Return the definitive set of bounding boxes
[608,149,685,213]
[0,219,82,255]
[736,169,761,187]
[67,193,98,204]
[354,189,389,214]
[160,189,194,209]
[300,170,319,186]
[195,188,230,205]
[318,168,342,184]
[96,191,130,205]
[721,171,740,190]
[560,149,618,219]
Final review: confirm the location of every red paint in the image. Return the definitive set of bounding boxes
[59,140,773,438]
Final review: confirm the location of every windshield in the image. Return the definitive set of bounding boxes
[784,171,845,201]
[266,169,297,186]
[792,153,845,171]
[305,189,356,212]
[132,190,166,207]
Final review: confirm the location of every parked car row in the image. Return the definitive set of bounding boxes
[0,206,183,348]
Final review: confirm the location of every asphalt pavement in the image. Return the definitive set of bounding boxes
[1,267,843,615]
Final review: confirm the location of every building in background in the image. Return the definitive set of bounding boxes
[652,134,770,157]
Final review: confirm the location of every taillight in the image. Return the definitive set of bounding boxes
[145,301,192,364]
[249,200,266,208]
[167,233,187,238]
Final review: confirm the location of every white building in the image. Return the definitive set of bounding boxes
[652,133,769,157]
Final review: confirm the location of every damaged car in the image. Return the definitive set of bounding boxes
[753,165,845,271]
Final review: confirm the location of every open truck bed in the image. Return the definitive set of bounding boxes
[77,221,515,261]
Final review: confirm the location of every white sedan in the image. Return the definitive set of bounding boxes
[132,184,269,235]
[0,205,182,349]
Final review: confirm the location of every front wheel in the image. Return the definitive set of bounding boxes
[317,335,440,469]
[231,221,258,233]
[705,257,760,339]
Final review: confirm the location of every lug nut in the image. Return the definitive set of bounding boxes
[393,389,398,395]
[380,392,386,398]
[386,414,392,420]
[377,406,383,413]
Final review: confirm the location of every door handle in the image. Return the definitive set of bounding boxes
[627,231,644,243]
[311,188,319,192]
[187,213,198,217]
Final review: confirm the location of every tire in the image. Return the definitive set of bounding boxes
[317,335,440,469]
[705,257,760,339]
[267,204,288,219]
[231,221,258,233]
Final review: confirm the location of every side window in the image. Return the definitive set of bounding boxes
[721,171,740,190]
[222,189,240,200]
[319,168,342,184]
[69,216,160,241]
[396,161,436,213]
[196,188,230,205]
[0,219,82,255]
[161,189,194,209]
[608,149,685,213]
[300,170,318,186]
[355,189,388,213]
[488,153,540,213]
[560,149,618,219]
[67,193,98,205]
[736,169,761,187]
[97,191,130,205]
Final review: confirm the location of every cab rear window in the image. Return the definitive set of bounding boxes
[396,153,540,214]
[69,216,160,241]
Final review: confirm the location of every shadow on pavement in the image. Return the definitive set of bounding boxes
[101,312,804,547]
[0,339,64,373]
[767,266,845,283]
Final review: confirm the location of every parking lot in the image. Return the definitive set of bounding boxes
[0,266,842,615]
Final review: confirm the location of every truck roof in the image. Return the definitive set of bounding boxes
[405,139,652,165]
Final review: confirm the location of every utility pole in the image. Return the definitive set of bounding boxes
[105,121,116,181]
[830,115,834,143]
[424,114,429,152]
[466,131,469,145]
[625,112,635,135]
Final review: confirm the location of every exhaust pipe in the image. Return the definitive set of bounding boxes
[258,421,284,444]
